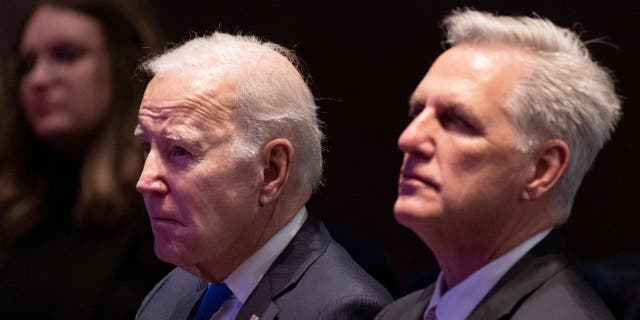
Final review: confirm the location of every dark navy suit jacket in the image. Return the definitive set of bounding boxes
[376,234,613,320]
[136,214,392,320]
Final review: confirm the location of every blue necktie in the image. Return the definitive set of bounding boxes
[192,283,232,320]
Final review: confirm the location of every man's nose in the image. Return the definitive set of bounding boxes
[136,151,168,195]
[398,109,437,157]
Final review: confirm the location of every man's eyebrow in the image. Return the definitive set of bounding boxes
[439,101,472,119]
[132,124,207,150]
[408,94,424,116]
[408,93,417,106]
[436,100,485,131]
[164,133,193,143]
[164,131,206,150]
[133,124,145,137]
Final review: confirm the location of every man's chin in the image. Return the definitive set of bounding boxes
[153,240,188,266]
[394,198,442,227]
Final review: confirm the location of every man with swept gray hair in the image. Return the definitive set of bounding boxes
[133,32,391,320]
[376,9,620,320]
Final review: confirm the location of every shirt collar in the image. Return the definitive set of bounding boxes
[425,228,551,320]
[222,207,308,303]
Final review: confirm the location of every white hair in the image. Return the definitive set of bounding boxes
[444,9,621,219]
[142,32,324,190]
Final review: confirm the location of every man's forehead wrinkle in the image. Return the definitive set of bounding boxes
[183,91,235,128]
[138,104,194,119]
[138,102,225,127]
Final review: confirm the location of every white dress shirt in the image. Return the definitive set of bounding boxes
[424,228,551,320]
[210,207,308,320]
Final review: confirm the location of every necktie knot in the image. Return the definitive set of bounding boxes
[192,283,232,320]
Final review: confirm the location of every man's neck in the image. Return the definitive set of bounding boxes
[429,225,551,291]
[425,228,552,320]
[185,203,301,283]
[425,203,563,290]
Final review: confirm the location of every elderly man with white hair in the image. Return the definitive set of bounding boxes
[133,32,391,320]
[376,9,620,320]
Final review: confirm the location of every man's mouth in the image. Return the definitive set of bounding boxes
[399,172,441,192]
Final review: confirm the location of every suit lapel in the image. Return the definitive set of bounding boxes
[409,285,436,320]
[170,279,208,320]
[468,234,568,320]
[236,215,328,320]
[237,274,278,320]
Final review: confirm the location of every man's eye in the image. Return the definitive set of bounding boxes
[439,111,477,135]
[409,103,425,119]
[171,146,191,158]
[441,113,465,127]
[141,142,151,155]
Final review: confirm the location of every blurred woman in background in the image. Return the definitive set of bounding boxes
[0,0,169,318]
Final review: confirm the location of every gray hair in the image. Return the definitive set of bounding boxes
[444,9,621,219]
[142,32,323,190]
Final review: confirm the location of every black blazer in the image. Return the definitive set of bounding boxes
[376,234,614,320]
[136,214,392,320]
[0,209,170,320]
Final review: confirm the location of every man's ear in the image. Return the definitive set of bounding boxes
[259,139,293,205]
[521,139,570,201]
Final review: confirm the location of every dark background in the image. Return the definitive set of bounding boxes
[2,0,639,316]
